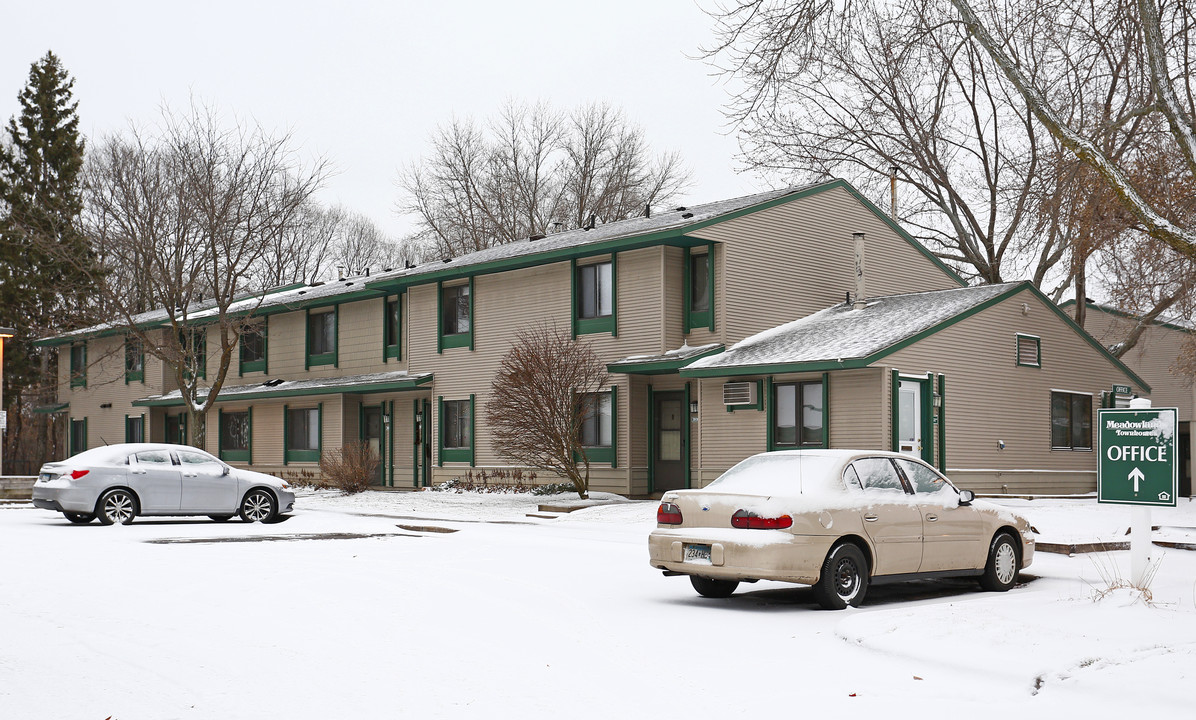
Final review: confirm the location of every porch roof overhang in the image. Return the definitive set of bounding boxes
[32,402,69,414]
[132,371,434,407]
[607,343,724,375]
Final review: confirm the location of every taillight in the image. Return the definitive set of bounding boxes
[731,509,792,529]
[69,470,90,480]
[657,502,683,525]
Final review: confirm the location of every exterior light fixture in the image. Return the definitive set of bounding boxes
[689,401,699,414]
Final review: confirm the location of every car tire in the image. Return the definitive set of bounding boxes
[64,512,94,524]
[208,514,234,522]
[980,533,1020,592]
[96,489,138,526]
[239,489,276,523]
[689,575,739,598]
[814,542,869,610]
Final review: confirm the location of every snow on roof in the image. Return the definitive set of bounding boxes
[611,342,723,367]
[135,370,433,406]
[687,283,1021,371]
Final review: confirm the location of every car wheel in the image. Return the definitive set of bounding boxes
[980,533,1020,592]
[208,515,234,522]
[96,489,138,526]
[689,575,739,598]
[239,489,276,523]
[814,542,869,610]
[64,512,94,524]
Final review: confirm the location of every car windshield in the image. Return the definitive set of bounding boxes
[707,454,847,496]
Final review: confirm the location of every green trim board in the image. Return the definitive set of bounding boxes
[33,402,68,414]
[683,382,691,488]
[937,374,946,472]
[679,282,1151,392]
[890,370,900,453]
[133,373,433,407]
[607,345,724,375]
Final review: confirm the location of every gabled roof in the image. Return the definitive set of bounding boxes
[1059,299,1194,334]
[132,370,433,407]
[681,282,1151,391]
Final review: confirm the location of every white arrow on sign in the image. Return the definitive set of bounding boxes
[1129,467,1145,493]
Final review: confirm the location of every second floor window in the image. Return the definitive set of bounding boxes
[384,296,401,359]
[240,324,266,373]
[179,328,207,379]
[124,337,143,383]
[70,343,86,387]
[307,309,337,367]
[685,246,714,333]
[578,262,613,319]
[442,284,470,336]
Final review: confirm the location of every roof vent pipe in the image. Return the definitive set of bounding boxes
[889,165,898,220]
[852,232,867,310]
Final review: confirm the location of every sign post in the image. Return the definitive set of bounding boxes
[1097,400,1177,586]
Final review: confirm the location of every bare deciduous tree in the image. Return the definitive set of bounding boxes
[485,322,610,499]
[400,100,690,259]
[76,103,328,446]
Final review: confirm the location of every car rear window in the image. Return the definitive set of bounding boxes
[708,454,847,496]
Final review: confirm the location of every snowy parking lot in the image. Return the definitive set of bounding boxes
[2,491,1194,719]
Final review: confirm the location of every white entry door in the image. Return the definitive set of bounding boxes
[898,379,922,457]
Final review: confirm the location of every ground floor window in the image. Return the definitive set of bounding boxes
[579,389,615,464]
[1051,391,1092,450]
[125,415,144,443]
[165,413,187,445]
[440,397,473,464]
[773,380,824,447]
[220,410,251,462]
[286,406,321,463]
[69,418,86,455]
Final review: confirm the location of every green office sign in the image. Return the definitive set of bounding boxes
[1098,407,1178,507]
[1112,384,1132,395]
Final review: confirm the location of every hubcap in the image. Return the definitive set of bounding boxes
[105,494,133,523]
[834,558,860,598]
[995,542,1017,585]
[244,493,272,521]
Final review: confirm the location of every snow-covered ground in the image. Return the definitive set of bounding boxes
[2,492,1194,719]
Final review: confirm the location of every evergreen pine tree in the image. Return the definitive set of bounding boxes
[0,51,94,468]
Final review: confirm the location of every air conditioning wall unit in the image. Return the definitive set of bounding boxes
[722,381,757,406]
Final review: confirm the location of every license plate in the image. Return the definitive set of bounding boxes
[683,543,712,564]
[38,473,51,483]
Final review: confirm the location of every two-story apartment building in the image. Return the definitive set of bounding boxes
[40,179,1158,496]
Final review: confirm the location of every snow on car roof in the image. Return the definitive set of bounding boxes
[59,443,205,464]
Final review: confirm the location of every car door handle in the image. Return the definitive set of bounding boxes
[925,514,939,522]
[864,514,879,522]
[131,469,146,474]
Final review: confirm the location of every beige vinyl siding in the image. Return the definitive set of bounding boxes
[1075,308,1195,421]
[61,335,160,450]
[697,376,767,482]
[689,185,959,343]
[883,288,1145,485]
[662,246,685,350]
[827,368,888,449]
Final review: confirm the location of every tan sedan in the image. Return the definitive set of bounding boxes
[648,450,1035,609]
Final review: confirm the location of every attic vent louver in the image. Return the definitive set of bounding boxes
[722,382,757,406]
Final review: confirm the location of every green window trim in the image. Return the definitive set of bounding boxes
[438,395,475,464]
[70,343,87,388]
[305,307,339,369]
[1015,333,1041,368]
[384,295,402,361]
[124,337,144,384]
[683,243,715,334]
[218,408,253,463]
[572,255,618,337]
[283,403,323,464]
[239,320,268,375]
[577,386,618,466]
[437,278,474,353]
[69,417,87,454]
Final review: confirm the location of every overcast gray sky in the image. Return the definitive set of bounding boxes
[2,1,776,241]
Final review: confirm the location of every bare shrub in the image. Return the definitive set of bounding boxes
[318,441,379,494]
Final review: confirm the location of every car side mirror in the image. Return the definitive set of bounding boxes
[222,465,231,476]
[958,489,975,506]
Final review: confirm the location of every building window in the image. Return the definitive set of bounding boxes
[240,323,266,374]
[306,309,337,367]
[220,410,251,462]
[124,337,144,383]
[685,248,713,332]
[180,328,207,380]
[579,390,616,464]
[1051,391,1092,450]
[439,397,473,464]
[70,343,86,388]
[773,381,824,447]
[439,281,473,351]
[384,296,401,360]
[1016,334,1041,367]
[574,260,615,335]
[165,413,187,445]
[69,418,86,455]
[285,406,321,463]
[124,415,144,443]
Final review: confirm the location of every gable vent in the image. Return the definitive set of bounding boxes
[1015,334,1041,367]
[722,382,757,406]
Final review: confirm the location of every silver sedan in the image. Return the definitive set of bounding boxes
[33,443,295,525]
